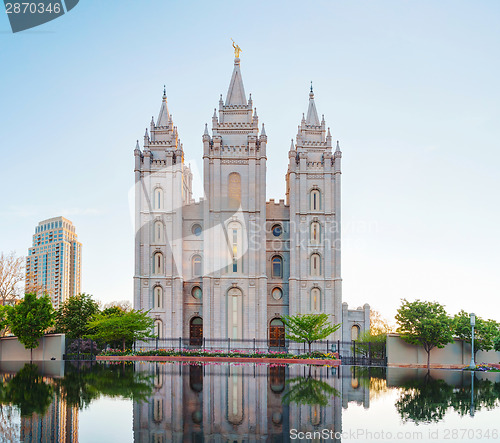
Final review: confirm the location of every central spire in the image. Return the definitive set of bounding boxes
[157,85,170,126]
[225,58,247,106]
[306,85,320,126]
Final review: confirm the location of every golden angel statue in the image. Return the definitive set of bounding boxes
[231,39,242,58]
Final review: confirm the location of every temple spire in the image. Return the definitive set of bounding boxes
[225,57,247,105]
[306,85,320,126]
[157,85,170,126]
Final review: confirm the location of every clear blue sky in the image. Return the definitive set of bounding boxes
[1,0,499,323]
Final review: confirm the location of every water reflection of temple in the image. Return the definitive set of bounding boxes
[133,363,369,442]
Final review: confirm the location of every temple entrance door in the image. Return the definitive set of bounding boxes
[190,317,203,346]
[269,318,285,348]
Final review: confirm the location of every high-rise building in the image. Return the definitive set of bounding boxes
[25,216,82,308]
[133,51,369,342]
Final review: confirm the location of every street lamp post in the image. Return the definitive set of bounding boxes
[470,313,476,370]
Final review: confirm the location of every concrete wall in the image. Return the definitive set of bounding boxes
[387,333,500,367]
[0,334,65,362]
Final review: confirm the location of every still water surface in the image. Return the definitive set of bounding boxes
[0,361,499,442]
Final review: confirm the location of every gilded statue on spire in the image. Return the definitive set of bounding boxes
[231,39,242,58]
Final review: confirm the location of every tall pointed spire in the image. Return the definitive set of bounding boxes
[157,85,170,126]
[225,58,247,105]
[306,85,320,126]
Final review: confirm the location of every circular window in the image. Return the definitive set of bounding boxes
[192,224,202,236]
[271,287,283,300]
[272,224,282,237]
[192,286,202,299]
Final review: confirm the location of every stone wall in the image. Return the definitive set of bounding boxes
[387,333,500,367]
[0,334,65,361]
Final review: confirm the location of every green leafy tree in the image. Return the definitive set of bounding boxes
[281,313,340,355]
[0,304,11,337]
[86,309,154,350]
[7,293,54,360]
[454,310,499,359]
[3,364,54,416]
[354,329,387,359]
[55,293,99,339]
[395,299,453,369]
[494,334,500,352]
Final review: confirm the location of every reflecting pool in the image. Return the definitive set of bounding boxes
[0,361,499,442]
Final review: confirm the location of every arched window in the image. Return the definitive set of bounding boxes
[310,189,321,211]
[154,221,164,243]
[271,256,283,279]
[189,364,203,392]
[310,222,320,244]
[269,366,285,393]
[153,188,164,210]
[351,325,360,341]
[311,288,321,312]
[153,397,163,422]
[310,253,321,276]
[228,172,241,209]
[154,363,163,389]
[154,319,163,339]
[192,255,202,277]
[227,287,243,340]
[310,405,321,425]
[228,221,242,274]
[153,252,163,275]
[153,286,163,309]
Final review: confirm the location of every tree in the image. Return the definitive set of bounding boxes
[494,334,500,352]
[354,329,387,360]
[395,299,453,369]
[395,374,454,423]
[7,293,54,360]
[370,310,393,336]
[2,364,54,416]
[281,313,340,355]
[55,293,99,339]
[454,310,499,358]
[0,305,11,337]
[282,376,339,407]
[86,309,154,350]
[0,252,24,306]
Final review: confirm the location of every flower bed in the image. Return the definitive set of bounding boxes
[463,363,500,372]
[99,348,339,361]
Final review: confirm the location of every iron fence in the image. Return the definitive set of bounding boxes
[63,337,386,366]
[131,337,387,366]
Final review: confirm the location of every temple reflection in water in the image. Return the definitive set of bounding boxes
[133,363,370,442]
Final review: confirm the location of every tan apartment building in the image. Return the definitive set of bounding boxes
[25,216,82,308]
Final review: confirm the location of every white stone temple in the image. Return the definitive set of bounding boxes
[133,52,369,344]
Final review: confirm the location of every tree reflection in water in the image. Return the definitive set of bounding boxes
[282,367,340,407]
[56,361,154,408]
[0,361,154,417]
[0,364,53,417]
[396,371,500,424]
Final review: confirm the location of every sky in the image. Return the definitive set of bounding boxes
[0,0,499,323]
